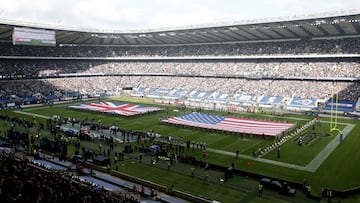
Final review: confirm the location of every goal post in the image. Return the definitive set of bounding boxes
[330,85,341,134]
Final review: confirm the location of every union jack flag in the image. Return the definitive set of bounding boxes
[162,112,294,136]
[69,102,162,116]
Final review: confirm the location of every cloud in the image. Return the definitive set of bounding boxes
[64,0,145,29]
[149,9,219,28]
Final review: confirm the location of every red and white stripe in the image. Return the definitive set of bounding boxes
[162,116,293,136]
[69,102,161,116]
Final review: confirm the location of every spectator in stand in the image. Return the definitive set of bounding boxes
[0,152,140,203]
[1,37,360,103]
[0,38,359,57]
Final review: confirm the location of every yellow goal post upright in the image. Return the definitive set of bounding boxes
[330,84,342,134]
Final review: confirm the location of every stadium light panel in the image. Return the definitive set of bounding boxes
[97,35,108,38]
[138,34,153,38]
[124,35,137,38]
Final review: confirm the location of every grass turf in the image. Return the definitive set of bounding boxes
[1,96,360,202]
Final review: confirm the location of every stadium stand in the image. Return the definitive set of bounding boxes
[1,11,360,202]
[0,153,140,203]
[0,37,360,57]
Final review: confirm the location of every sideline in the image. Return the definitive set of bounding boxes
[13,110,51,119]
[19,98,98,111]
[207,148,307,171]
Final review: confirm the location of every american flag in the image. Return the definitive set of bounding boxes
[69,102,162,116]
[162,112,294,136]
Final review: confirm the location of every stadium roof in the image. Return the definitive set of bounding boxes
[0,10,360,46]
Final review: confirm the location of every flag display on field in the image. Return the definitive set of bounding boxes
[69,102,162,116]
[162,112,294,136]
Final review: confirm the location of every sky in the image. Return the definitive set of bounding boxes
[0,0,359,31]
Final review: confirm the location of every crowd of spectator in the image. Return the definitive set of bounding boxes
[1,60,359,79]
[0,37,360,57]
[0,80,56,98]
[0,36,360,103]
[1,76,359,101]
[0,152,139,203]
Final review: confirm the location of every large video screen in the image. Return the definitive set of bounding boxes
[13,27,56,46]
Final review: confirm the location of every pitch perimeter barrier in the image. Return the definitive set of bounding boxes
[322,186,360,199]
[110,170,214,203]
[172,190,214,203]
[111,170,167,192]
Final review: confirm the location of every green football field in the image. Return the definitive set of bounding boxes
[2,96,360,202]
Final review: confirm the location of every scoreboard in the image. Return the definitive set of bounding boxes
[13,27,56,46]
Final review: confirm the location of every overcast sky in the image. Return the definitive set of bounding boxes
[0,0,359,30]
